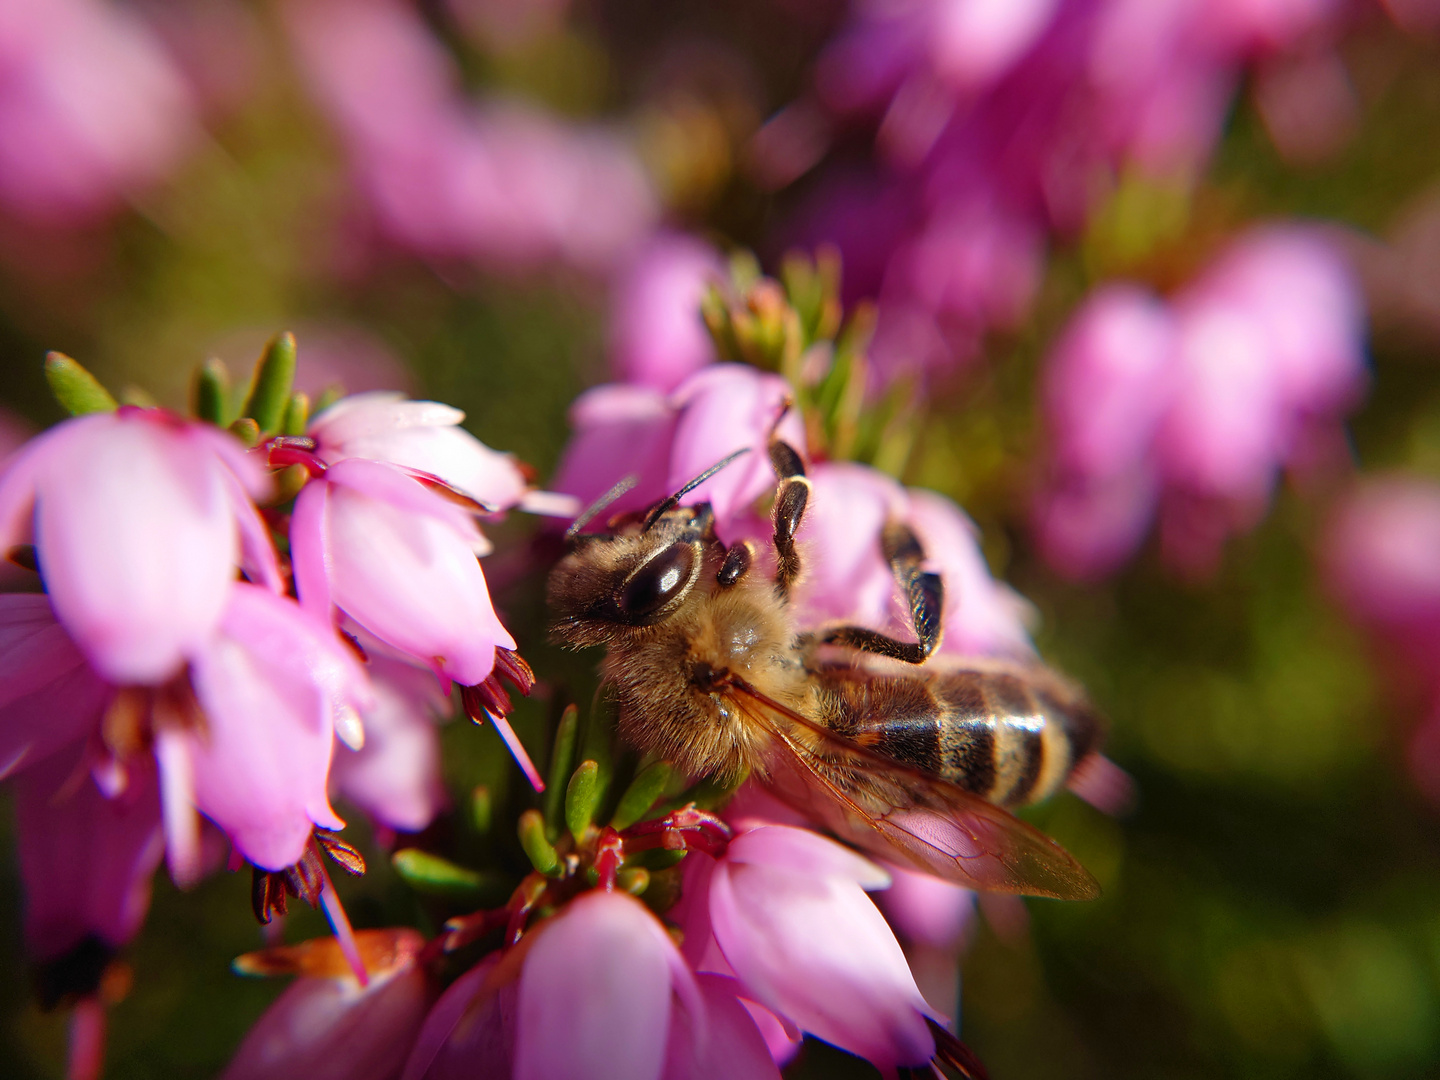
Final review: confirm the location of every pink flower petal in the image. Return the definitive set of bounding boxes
[663,974,781,1080]
[516,891,695,1080]
[12,747,164,960]
[401,952,518,1080]
[181,585,364,870]
[709,826,935,1068]
[0,594,107,779]
[323,479,512,684]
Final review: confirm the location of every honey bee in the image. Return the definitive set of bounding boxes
[548,439,1104,900]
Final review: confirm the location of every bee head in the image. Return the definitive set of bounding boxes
[548,449,749,648]
[547,510,713,647]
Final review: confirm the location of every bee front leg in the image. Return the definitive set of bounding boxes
[823,520,945,663]
[769,438,810,599]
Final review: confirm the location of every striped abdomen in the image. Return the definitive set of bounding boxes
[814,666,1103,807]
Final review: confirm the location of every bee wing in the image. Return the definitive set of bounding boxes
[728,677,1100,901]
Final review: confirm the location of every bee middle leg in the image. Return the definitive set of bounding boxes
[768,438,810,599]
[823,520,944,664]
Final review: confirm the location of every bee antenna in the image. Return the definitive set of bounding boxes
[642,447,751,531]
[566,475,639,540]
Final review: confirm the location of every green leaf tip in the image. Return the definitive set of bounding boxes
[242,331,297,435]
[610,761,674,831]
[565,759,602,840]
[543,704,580,839]
[195,358,232,425]
[282,391,310,437]
[392,849,485,897]
[44,353,117,416]
[518,809,560,877]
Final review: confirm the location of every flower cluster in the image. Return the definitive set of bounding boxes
[1033,225,1367,578]
[225,763,970,1080]
[0,340,552,1070]
[765,0,1394,385]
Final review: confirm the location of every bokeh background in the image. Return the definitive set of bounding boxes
[4,1,1440,1077]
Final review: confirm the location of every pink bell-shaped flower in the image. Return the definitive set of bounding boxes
[330,653,451,835]
[0,408,278,684]
[309,392,529,511]
[159,583,371,879]
[222,929,432,1080]
[702,825,939,1070]
[609,232,725,392]
[553,364,805,541]
[290,457,515,686]
[514,890,703,1080]
[0,593,108,779]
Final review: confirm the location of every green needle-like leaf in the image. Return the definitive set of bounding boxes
[241,332,297,434]
[282,391,310,436]
[543,704,580,839]
[565,759,602,840]
[610,761,674,831]
[44,353,117,416]
[195,359,233,425]
[518,809,560,877]
[392,849,485,898]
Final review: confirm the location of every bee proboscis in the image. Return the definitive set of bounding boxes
[547,439,1104,900]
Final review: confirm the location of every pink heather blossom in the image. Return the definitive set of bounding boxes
[330,654,451,834]
[0,0,197,224]
[407,890,727,1080]
[0,408,278,684]
[783,0,1349,384]
[160,583,371,876]
[610,233,726,392]
[285,0,655,274]
[401,951,516,1080]
[221,930,432,1080]
[1323,477,1440,801]
[291,458,515,686]
[1035,225,1366,578]
[1325,478,1440,659]
[13,746,164,964]
[686,825,938,1069]
[514,891,703,1080]
[794,462,1034,659]
[309,392,529,512]
[553,364,806,539]
[0,593,108,779]
[875,864,976,1025]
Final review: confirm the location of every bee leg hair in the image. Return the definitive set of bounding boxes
[768,438,810,599]
[822,520,945,664]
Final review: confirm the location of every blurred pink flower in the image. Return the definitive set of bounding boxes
[221,930,432,1080]
[685,824,938,1070]
[1035,225,1366,578]
[1324,477,1440,679]
[291,458,515,686]
[160,582,371,878]
[13,746,163,966]
[331,654,451,834]
[401,950,516,1080]
[610,232,725,392]
[794,462,1034,658]
[0,0,197,223]
[0,593,108,780]
[285,0,655,274]
[875,864,975,1025]
[553,364,805,539]
[310,392,529,511]
[0,408,277,684]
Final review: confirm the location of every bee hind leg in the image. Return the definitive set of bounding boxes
[822,520,944,664]
[768,438,810,599]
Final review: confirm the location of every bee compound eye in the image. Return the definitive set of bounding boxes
[617,543,696,619]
